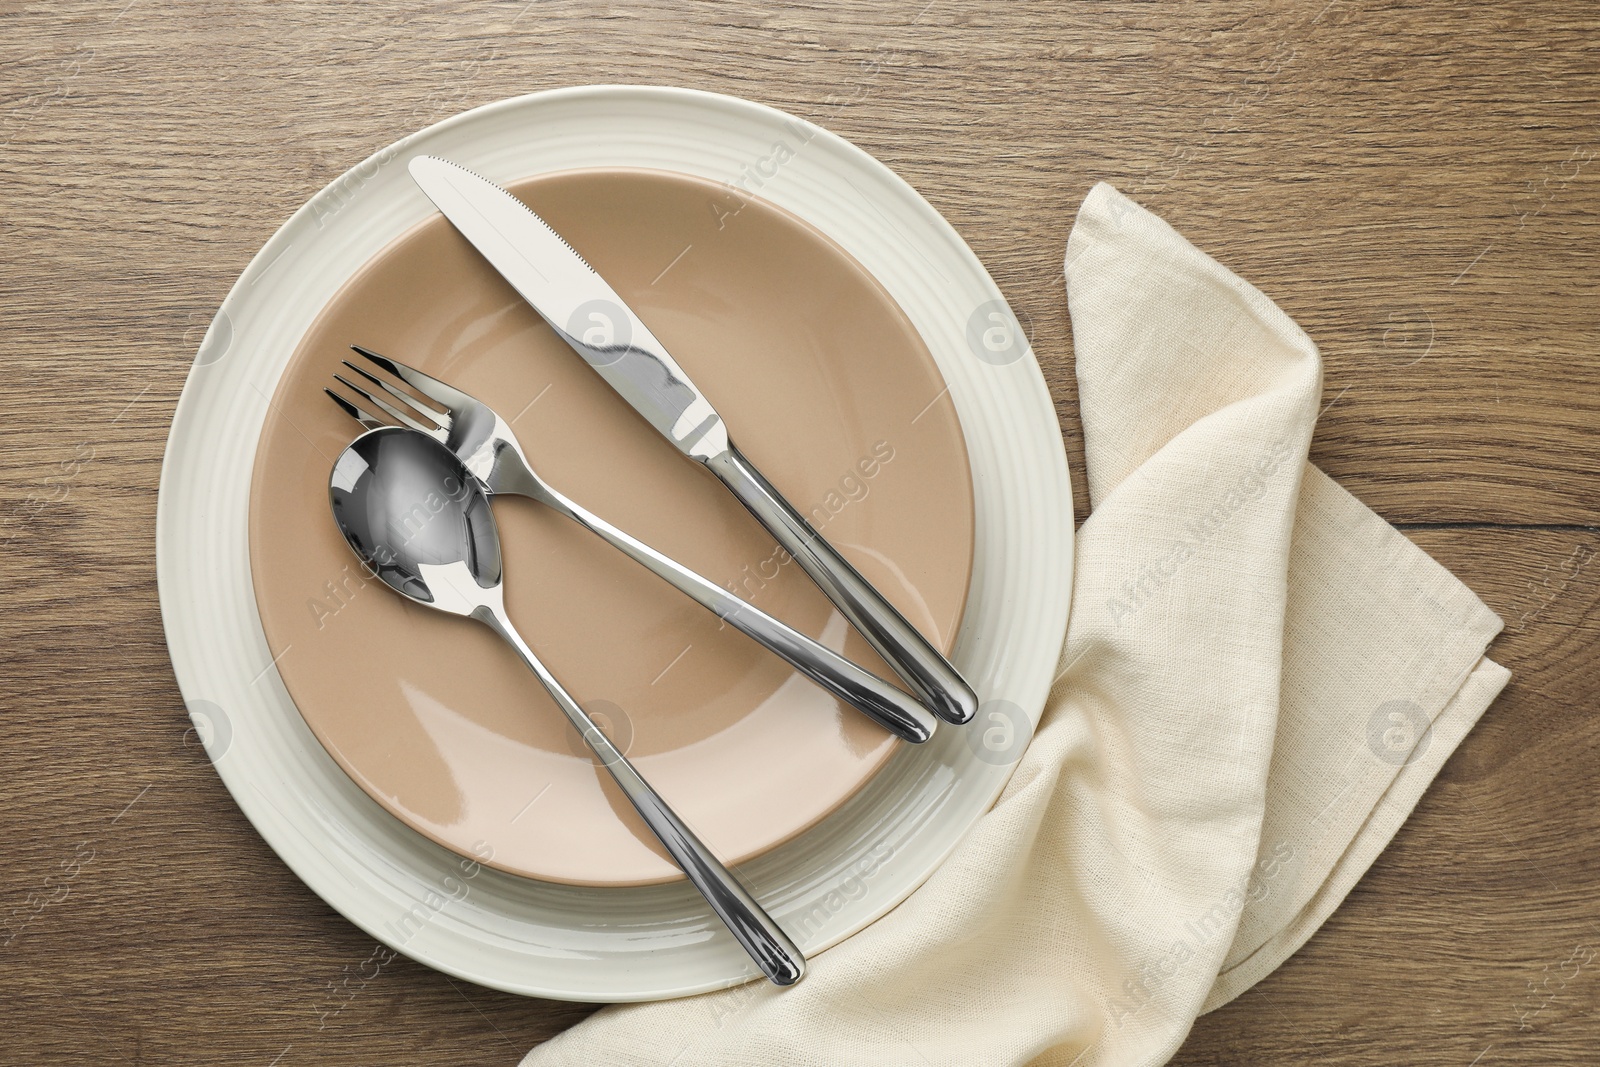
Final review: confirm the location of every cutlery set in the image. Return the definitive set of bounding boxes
[326,346,939,745]
[323,157,979,985]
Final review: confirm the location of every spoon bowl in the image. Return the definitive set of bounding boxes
[328,426,501,613]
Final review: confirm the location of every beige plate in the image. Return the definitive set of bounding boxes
[248,167,974,886]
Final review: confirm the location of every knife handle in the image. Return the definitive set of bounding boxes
[703,442,978,725]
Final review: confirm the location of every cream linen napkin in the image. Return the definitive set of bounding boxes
[521,183,1509,1066]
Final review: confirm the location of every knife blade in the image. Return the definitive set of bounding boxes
[408,155,978,725]
[407,156,726,460]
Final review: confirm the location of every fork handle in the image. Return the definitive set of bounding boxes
[702,441,977,725]
[535,485,937,744]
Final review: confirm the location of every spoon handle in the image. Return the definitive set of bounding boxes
[474,604,806,987]
[531,483,937,745]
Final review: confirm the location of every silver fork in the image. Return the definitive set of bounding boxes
[327,345,938,744]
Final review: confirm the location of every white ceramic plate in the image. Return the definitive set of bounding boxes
[157,85,1073,1001]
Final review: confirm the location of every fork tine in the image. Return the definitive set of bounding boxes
[332,373,441,436]
[339,360,450,424]
[351,344,478,412]
[324,388,387,432]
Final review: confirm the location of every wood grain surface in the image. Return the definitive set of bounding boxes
[2,1,1596,1064]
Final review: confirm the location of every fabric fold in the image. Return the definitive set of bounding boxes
[521,182,1508,1067]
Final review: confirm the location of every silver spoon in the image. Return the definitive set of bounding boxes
[328,425,804,986]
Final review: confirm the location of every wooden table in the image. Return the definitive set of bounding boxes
[3,1,1596,1063]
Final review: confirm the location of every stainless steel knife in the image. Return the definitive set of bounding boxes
[408,155,977,725]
